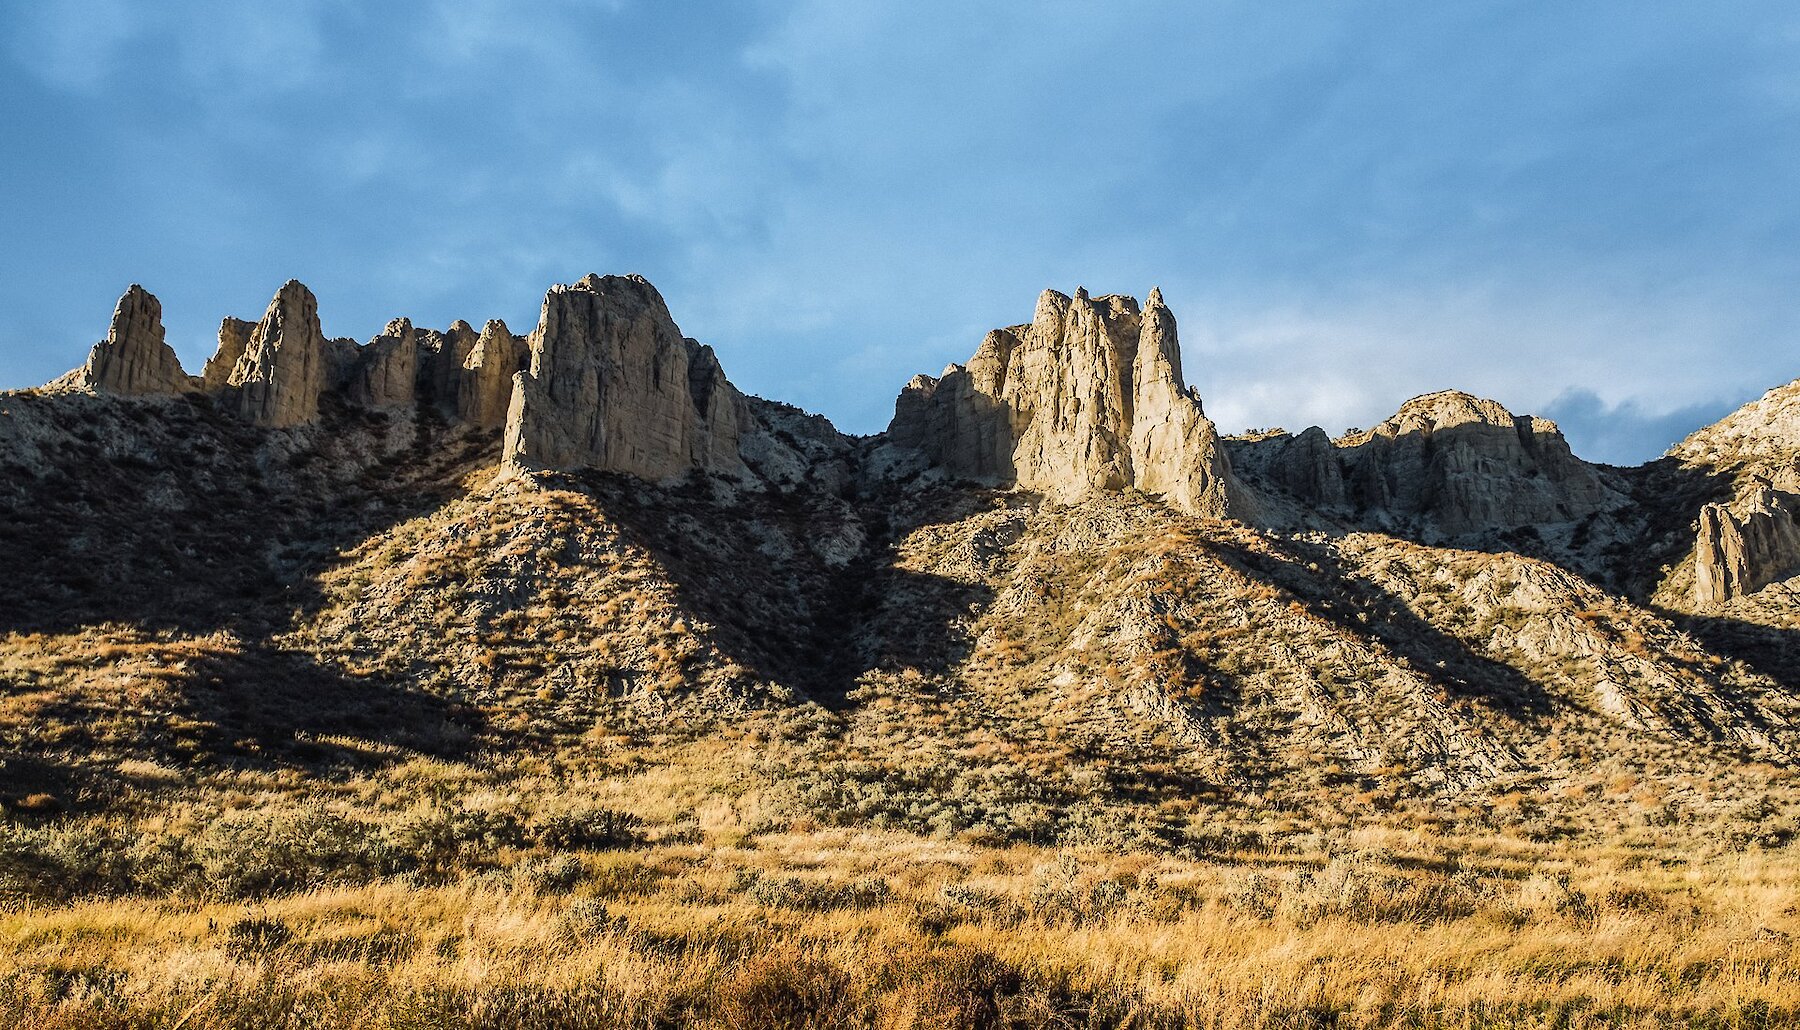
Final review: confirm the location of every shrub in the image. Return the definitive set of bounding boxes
[225,914,294,956]
[515,854,586,894]
[739,872,893,912]
[879,946,1026,1030]
[0,823,134,901]
[196,807,396,897]
[555,897,614,946]
[710,956,856,1030]
[531,807,644,851]
[389,806,532,879]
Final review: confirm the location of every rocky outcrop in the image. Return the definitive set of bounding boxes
[1129,289,1236,516]
[502,274,748,480]
[457,320,525,429]
[1693,480,1800,605]
[44,274,761,484]
[201,318,255,392]
[1229,426,1348,509]
[1670,379,1800,490]
[74,285,191,396]
[1230,391,1621,536]
[349,318,419,410]
[885,287,1242,516]
[1338,392,1620,535]
[228,281,331,428]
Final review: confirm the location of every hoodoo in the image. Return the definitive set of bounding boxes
[501,274,748,480]
[884,286,1244,516]
[69,284,190,397]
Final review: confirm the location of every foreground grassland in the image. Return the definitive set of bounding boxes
[3,824,1798,1029]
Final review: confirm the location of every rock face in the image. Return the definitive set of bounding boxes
[502,274,748,480]
[1670,379,1800,490]
[76,285,191,396]
[228,281,331,428]
[349,318,419,410]
[1693,480,1800,605]
[49,275,759,484]
[1229,391,1620,536]
[1230,426,1348,509]
[886,287,1241,516]
[457,320,525,429]
[201,318,255,392]
[1338,392,1619,535]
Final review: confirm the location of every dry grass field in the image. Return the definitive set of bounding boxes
[4,394,1799,1027]
[4,826,1799,1029]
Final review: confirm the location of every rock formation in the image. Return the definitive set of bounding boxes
[1693,480,1800,605]
[227,280,331,428]
[885,287,1241,516]
[1337,392,1619,535]
[502,274,748,480]
[1229,426,1348,509]
[1670,379,1800,490]
[201,318,255,392]
[424,320,480,416]
[1229,390,1621,536]
[457,320,525,429]
[349,318,419,410]
[73,285,191,396]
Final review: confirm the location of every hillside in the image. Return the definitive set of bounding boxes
[4,274,1800,1028]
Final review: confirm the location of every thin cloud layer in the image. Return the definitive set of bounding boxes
[1,2,1795,465]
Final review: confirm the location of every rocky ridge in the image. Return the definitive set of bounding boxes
[881,287,1242,516]
[1226,390,1624,538]
[1661,380,1800,607]
[11,271,1800,822]
[53,274,804,485]
[502,274,748,481]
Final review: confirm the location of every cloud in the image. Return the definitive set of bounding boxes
[5,1,143,92]
[1170,274,1798,465]
[1539,390,1748,467]
[1,1,1796,469]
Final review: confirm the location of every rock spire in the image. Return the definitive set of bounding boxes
[227,280,331,428]
[885,286,1241,516]
[75,285,191,396]
[502,274,747,480]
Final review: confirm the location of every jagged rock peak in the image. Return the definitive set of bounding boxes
[75,284,191,396]
[226,280,330,428]
[201,317,255,391]
[349,317,419,409]
[458,318,525,429]
[502,273,748,481]
[884,286,1243,516]
[1225,389,1620,535]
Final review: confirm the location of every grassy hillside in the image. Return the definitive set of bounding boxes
[3,390,1799,1027]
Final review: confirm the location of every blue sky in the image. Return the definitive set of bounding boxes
[2,1,1795,464]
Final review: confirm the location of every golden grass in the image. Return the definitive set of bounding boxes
[3,828,1798,1028]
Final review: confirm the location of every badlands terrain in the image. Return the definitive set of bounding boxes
[1,273,1798,1027]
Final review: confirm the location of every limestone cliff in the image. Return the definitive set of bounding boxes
[884,287,1243,516]
[70,285,191,397]
[227,280,332,428]
[1229,391,1622,537]
[502,274,748,480]
[457,320,526,429]
[349,318,419,410]
[201,318,255,392]
[1693,481,1800,605]
[1339,392,1620,535]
